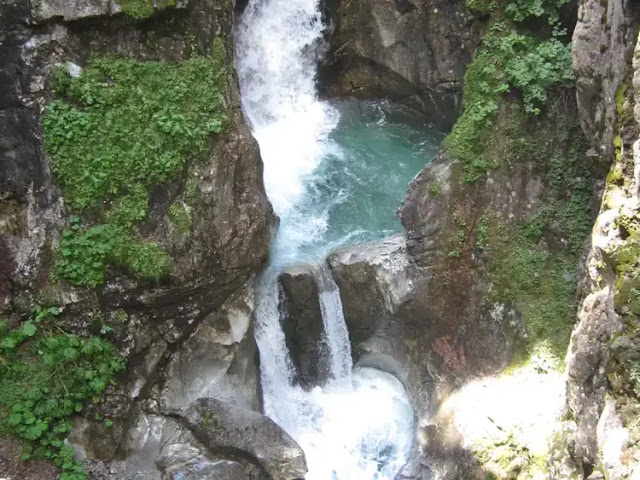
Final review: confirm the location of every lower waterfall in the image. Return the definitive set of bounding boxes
[235,0,441,477]
[253,267,415,480]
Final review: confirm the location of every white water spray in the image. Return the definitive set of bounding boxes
[316,266,352,382]
[235,0,414,478]
[236,0,338,215]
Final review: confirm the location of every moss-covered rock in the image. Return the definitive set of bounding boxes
[0,0,275,474]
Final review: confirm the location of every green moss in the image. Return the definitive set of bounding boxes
[616,83,628,117]
[475,213,491,249]
[168,203,192,236]
[614,134,623,162]
[479,102,593,363]
[447,211,468,258]
[489,226,579,360]
[446,1,573,183]
[473,431,546,479]
[44,54,228,286]
[429,181,443,197]
[605,75,640,315]
[115,0,176,19]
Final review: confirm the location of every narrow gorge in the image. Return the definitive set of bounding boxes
[1,0,640,480]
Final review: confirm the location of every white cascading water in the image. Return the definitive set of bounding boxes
[236,0,414,478]
[315,265,352,381]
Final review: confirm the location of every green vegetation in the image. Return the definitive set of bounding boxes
[473,431,547,479]
[447,211,468,258]
[486,104,591,361]
[445,0,573,182]
[168,202,192,236]
[44,54,228,286]
[488,225,579,360]
[115,0,176,19]
[429,181,442,197]
[0,307,124,480]
[475,213,491,249]
[603,78,640,315]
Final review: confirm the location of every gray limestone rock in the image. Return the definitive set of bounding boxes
[277,265,329,387]
[32,0,111,22]
[171,398,307,480]
[320,0,483,128]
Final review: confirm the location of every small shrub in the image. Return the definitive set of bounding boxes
[446,0,573,182]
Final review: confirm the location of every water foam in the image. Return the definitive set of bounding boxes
[235,0,415,478]
[236,0,338,215]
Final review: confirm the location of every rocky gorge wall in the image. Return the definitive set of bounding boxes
[319,0,483,129]
[0,1,304,479]
[307,0,640,478]
[3,0,640,479]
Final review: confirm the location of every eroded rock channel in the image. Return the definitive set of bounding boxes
[2,0,640,479]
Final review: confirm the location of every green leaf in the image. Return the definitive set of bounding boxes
[21,322,37,337]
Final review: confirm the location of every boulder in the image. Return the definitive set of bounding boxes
[32,0,110,22]
[327,235,422,351]
[160,281,261,411]
[171,398,307,480]
[157,417,269,480]
[277,265,329,387]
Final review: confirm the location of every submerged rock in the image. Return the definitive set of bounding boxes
[171,398,307,480]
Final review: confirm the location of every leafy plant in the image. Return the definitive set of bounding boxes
[114,0,176,19]
[0,308,124,479]
[445,0,573,182]
[44,54,228,286]
[429,181,443,197]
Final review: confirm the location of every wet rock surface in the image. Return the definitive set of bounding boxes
[277,265,329,387]
[171,398,307,480]
[319,0,483,128]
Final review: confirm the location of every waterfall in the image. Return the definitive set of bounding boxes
[235,0,414,478]
[315,265,352,382]
[235,0,338,216]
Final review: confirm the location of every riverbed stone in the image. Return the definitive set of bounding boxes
[171,398,307,480]
[278,265,329,387]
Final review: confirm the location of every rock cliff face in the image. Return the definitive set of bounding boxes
[319,0,483,128]
[321,0,640,477]
[550,1,640,478]
[315,1,617,477]
[0,0,277,476]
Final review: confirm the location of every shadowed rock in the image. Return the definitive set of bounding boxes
[278,265,330,387]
